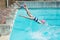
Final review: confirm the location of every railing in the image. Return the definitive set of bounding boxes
[16,1,60,8]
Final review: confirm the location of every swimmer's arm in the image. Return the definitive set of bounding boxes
[24,5,33,17]
[19,15,31,19]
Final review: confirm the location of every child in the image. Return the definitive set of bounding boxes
[16,2,45,24]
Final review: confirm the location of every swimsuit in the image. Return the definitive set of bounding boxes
[33,17,38,22]
[33,17,41,24]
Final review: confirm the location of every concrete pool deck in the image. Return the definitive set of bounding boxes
[0,35,10,40]
[0,6,18,40]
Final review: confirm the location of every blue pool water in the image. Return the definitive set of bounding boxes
[10,8,60,40]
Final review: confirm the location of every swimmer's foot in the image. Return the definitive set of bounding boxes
[23,4,29,11]
[23,4,28,9]
[15,1,20,6]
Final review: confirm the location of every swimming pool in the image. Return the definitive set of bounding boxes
[10,8,60,40]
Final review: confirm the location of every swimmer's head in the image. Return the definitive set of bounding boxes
[41,20,45,24]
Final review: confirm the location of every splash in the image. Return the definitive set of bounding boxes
[29,31,49,40]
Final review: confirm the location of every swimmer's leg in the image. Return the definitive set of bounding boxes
[24,4,34,17]
[15,1,21,7]
[19,14,34,20]
[15,2,33,17]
